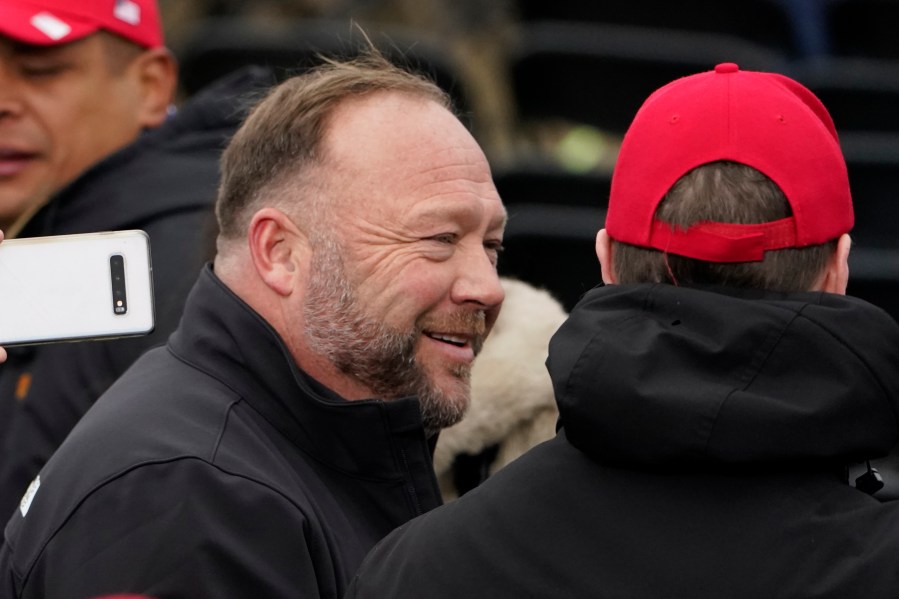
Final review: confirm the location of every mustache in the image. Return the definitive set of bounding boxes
[418,310,488,355]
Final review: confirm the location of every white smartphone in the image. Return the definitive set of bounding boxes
[0,230,155,346]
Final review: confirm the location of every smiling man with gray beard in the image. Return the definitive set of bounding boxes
[0,48,506,599]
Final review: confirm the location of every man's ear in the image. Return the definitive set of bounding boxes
[247,208,308,297]
[131,47,178,128]
[817,233,851,295]
[596,228,617,284]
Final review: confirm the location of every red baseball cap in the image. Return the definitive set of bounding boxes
[606,62,853,263]
[0,0,163,48]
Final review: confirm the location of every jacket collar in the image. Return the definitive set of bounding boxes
[168,265,440,493]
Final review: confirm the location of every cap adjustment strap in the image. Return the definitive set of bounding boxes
[649,217,798,262]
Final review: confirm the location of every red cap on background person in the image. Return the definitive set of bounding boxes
[0,0,163,48]
[606,62,853,263]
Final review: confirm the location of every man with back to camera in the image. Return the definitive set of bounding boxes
[0,0,271,520]
[0,50,506,598]
[345,63,899,598]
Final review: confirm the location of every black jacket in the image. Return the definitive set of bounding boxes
[347,284,899,599]
[0,266,442,599]
[0,67,272,521]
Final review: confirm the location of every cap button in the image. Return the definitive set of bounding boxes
[715,63,739,74]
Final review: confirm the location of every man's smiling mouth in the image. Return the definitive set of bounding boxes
[425,332,468,347]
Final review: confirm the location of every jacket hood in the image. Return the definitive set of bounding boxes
[548,284,899,468]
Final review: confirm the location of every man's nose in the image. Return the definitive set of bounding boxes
[0,60,25,120]
[451,247,505,310]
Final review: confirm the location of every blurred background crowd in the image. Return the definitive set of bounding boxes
[157,0,899,318]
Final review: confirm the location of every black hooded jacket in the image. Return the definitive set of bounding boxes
[347,284,899,599]
[0,67,272,521]
[0,266,442,599]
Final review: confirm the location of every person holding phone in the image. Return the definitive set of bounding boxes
[0,0,271,520]
[0,49,505,598]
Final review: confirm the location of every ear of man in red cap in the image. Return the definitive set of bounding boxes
[0,0,272,522]
[344,64,899,599]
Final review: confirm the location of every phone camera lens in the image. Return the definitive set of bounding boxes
[109,254,128,315]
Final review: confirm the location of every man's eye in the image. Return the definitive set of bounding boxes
[485,241,504,265]
[430,233,457,244]
[20,63,67,78]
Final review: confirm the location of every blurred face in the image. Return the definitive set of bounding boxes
[303,91,506,432]
[0,34,147,230]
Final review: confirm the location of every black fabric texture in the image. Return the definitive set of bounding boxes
[0,266,441,599]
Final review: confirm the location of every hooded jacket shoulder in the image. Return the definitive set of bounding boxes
[346,284,899,599]
[550,284,899,468]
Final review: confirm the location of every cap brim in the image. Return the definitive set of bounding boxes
[0,3,98,46]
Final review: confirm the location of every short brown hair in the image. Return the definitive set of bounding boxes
[215,49,452,241]
[612,162,836,292]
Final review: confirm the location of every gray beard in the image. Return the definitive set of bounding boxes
[303,243,473,435]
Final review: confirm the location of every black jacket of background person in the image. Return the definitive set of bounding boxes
[0,67,273,521]
[0,265,442,598]
[347,284,899,599]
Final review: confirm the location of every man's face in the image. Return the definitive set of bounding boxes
[303,91,506,432]
[0,34,147,230]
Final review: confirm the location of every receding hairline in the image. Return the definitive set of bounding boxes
[215,50,453,243]
[280,88,460,229]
